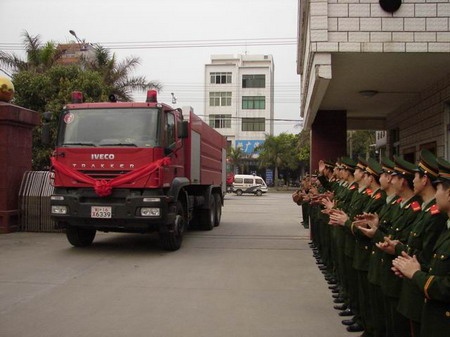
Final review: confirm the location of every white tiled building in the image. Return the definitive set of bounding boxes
[204,54,274,155]
[298,0,450,169]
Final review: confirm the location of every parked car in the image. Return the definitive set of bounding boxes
[232,174,268,196]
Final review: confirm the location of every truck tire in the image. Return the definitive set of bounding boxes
[213,193,222,226]
[160,201,186,251]
[256,189,263,196]
[198,196,215,230]
[66,226,96,247]
[236,189,243,196]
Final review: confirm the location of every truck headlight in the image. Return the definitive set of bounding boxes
[140,208,160,217]
[51,205,68,215]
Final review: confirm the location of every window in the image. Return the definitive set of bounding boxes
[242,74,265,88]
[209,92,232,106]
[420,142,437,155]
[59,108,160,148]
[209,114,231,129]
[166,113,176,148]
[242,118,265,132]
[403,146,416,163]
[244,178,253,184]
[210,72,232,84]
[242,96,265,109]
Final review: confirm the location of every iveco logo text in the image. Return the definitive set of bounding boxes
[91,154,115,160]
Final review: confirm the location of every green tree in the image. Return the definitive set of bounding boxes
[227,146,245,173]
[348,130,376,160]
[0,32,63,74]
[256,133,299,186]
[80,45,161,101]
[13,66,106,169]
[296,129,310,174]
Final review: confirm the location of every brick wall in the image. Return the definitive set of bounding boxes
[309,0,450,53]
[386,73,450,157]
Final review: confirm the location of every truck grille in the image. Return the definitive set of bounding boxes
[79,170,132,180]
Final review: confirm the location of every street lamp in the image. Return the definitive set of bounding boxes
[69,30,87,51]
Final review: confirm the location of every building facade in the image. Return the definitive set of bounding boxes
[298,0,450,169]
[57,43,96,65]
[204,54,274,156]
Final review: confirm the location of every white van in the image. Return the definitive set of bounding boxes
[232,174,268,196]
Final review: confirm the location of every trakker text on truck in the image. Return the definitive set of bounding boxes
[46,90,227,251]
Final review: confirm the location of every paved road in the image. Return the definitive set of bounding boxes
[0,192,352,337]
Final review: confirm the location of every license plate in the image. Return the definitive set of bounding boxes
[91,206,112,218]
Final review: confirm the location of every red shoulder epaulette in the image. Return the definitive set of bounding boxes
[395,198,403,204]
[374,192,382,200]
[429,204,440,215]
[365,188,373,195]
[410,201,421,212]
[349,185,357,190]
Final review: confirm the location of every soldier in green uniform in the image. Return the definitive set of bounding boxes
[393,156,450,337]
[357,157,399,337]
[392,150,447,336]
[376,156,423,337]
[324,157,359,316]
[317,160,338,278]
[351,158,387,337]
[329,158,371,333]
[319,159,351,306]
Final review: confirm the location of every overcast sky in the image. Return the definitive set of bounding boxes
[1,0,301,134]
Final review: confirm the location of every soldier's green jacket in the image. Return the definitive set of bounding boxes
[411,226,450,337]
[380,195,423,298]
[352,188,387,271]
[367,194,400,286]
[396,199,448,323]
[343,186,370,257]
[339,181,358,214]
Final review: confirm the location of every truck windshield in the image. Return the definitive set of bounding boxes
[58,108,160,148]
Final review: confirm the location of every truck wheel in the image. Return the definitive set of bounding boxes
[236,189,243,196]
[66,226,96,247]
[199,196,215,230]
[213,193,222,226]
[256,190,263,196]
[160,201,186,251]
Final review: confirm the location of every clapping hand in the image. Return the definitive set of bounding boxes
[392,252,421,279]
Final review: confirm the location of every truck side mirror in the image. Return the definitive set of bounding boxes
[41,112,53,145]
[178,120,188,139]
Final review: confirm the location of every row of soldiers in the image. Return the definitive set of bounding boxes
[292,150,450,337]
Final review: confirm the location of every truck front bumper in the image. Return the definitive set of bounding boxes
[50,188,175,233]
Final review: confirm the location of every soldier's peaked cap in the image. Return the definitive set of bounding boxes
[340,157,357,171]
[414,149,439,179]
[392,155,416,178]
[380,157,395,174]
[324,160,335,168]
[356,157,369,171]
[434,157,450,184]
[366,158,383,177]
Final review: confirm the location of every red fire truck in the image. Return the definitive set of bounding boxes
[48,90,227,251]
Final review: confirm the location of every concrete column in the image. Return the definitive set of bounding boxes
[0,102,40,233]
[310,110,347,172]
